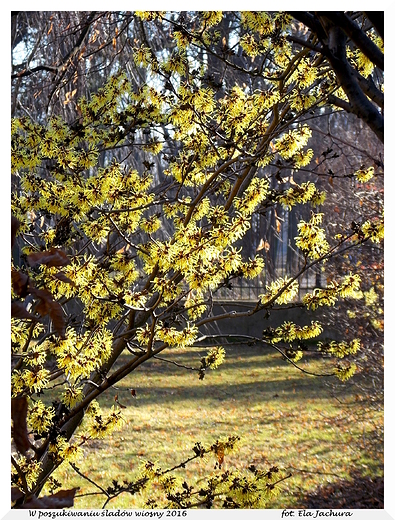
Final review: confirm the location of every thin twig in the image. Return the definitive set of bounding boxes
[153,355,198,371]
[69,462,109,497]
[287,466,343,478]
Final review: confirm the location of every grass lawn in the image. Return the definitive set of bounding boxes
[51,343,383,509]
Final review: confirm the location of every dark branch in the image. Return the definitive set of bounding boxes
[290,12,384,143]
[356,72,384,109]
[321,23,383,142]
[364,11,384,40]
[319,11,384,70]
[12,65,59,80]
[327,94,353,112]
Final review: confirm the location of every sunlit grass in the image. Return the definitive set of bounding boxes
[51,344,383,509]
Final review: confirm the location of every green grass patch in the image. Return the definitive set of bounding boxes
[51,344,383,509]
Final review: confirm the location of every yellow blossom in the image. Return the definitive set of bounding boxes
[28,400,55,434]
[260,277,299,305]
[62,386,84,408]
[355,166,374,183]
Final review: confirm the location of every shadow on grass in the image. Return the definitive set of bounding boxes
[107,343,363,407]
[297,469,384,509]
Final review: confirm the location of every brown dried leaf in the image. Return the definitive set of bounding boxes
[11,302,36,320]
[11,270,30,298]
[52,272,76,286]
[16,488,78,509]
[31,287,53,316]
[48,301,66,339]
[11,397,30,455]
[30,287,66,338]
[256,239,270,252]
[274,210,282,233]
[27,247,70,268]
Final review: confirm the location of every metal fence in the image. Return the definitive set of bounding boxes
[212,265,324,302]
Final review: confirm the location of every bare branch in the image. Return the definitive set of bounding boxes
[319,11,384,70]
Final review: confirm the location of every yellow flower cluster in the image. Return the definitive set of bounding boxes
[28,400,55,434]
[202,346,226,369]
[337,273,362,298]
[124,290,148,309]
[141,214,162,234]
[12,457,42,488]
[274,125,312,160]
[201,11,223,27]
[303,273,362,310]
[361,218,384,243]
[241,11,275,35]
[11,368,50,396]
[156,322,199,348]
[234,178,269,216]
[241,256,265,279]
[169,85,215,138]
[134,11,165,21]
[49,437,82,463]
[184,293,207,320]
[52,327,113,382]
[240,34,262,58]
[260,277,299,305]
[355,166,374,183]
[347,40,379,79]
[218,86,256,139]
[11,321,44,351]
[138,460,162,482]
[136,321,199,349]
[254,89,281,111]
[24,343,47,367]
[278,181,322,209]
[292,149,315,169]
[171,29,191,50]
[334,363,357,382]
[302,286,335,311]
[82,401,125,440]
[288,58,318,88]
[270,321,323,344]
[290,92,317,112]
[318,339,361,359]
[134,45,155,69]
[295,212,330,260]
[62,386,84,408]
[272,37,293,68]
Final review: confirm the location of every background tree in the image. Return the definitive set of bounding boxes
[11,11,383,508]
